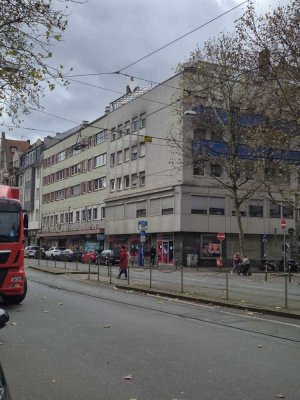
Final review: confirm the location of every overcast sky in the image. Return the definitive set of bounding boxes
[3,0,290,143]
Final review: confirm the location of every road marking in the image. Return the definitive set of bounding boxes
[240,284,282,292]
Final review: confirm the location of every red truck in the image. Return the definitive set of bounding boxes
[0,185,27,304]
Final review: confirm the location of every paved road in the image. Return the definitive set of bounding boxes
[1,268,300,400]
[26,258,300,314]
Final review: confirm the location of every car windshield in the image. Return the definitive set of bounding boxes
[0,202,21,243]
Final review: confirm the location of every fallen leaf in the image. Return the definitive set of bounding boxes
[43,310,50,313]
[57,303,63,306]
[103,325,111,328]
[275,306,281,309]
[241,300,245,303]
[123,374,133,380]
[42,297,47,299]
[276,395,285,398]
[257,345,263,348]
[52,379,56,384]
[247,312,254,315]
[10,322,17,326]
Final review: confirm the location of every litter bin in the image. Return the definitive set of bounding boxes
[187,254,198,267]
[216,257,223,268]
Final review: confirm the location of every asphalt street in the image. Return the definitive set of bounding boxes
[1,267,300,400]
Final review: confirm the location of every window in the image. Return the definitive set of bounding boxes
[88,158,93,170]
[56,169,65,181]
[193,161,204,176]
[136,209,146,217]
[69,212,73,223]
[211,164,222,177]
[209,197,225,216]
[87,209,92,221]
[111,128,116,141]
[56,151,65,162]
[70,184,81,197]
[117,151,122,164]
[194,128,206,141]
[54,215,58,225]
[139,171,145,186]
[191,196,207,214]
[132,117,139,131]
[131,145,138,160]
[76,211,80,222]
[82,209,86,221]
[94,176,106,190]
[124,148,130,162]
[65,213,69,223]
[110,179,115,192]
[50,215,54,226]
[124,121,130,135]
[162,208,173,215]
[249,203,263,217]
[124,175,129,189]
[93,208,98,220]
[88,181,92,192]
[60,213,64,224]
[101,207,106,219]
[110,153,115,166]
[140,113,146,128]
[71,163,81,176]
[269,203,281,218]
[116,177,122,190]
[140,143,145,157]
[282,205,293,219]
[55,189,64,200]
[94,153,107,168]
[131,173,138,188]
[95,130,106,145]
[117,124,123,138]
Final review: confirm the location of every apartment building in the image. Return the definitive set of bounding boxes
[38,121,108,251]
[101,73,298,267]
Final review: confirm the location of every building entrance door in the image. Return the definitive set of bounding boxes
[157,240,174,265]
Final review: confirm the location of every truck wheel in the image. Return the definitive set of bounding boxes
[2,277,27,305]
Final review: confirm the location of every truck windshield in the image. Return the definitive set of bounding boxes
[0,201,21,243]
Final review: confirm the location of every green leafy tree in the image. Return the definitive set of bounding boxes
[0,0,79,122]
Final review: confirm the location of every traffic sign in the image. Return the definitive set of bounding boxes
[138,220,148,230]
[140,230,146,242]
[281,219,287,230]
[262,234,267,242]
[288,228,295,235]
[281,243,289,254]
[217,232,225,241]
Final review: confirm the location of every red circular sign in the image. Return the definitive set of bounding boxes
[281,219,287,230]
[217,232,225,240]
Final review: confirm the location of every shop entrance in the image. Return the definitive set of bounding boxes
[157,240,174,265]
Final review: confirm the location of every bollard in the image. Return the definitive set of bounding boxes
[97,264,100,281]
[175,257,178,270]
[180,266,184,293]
[54,258,57,268]
[76,258,78,271]
[131,257,134,267]
[109,264,112,284]
[150,263,152,288]
[225,268,229,300]
[37,252,40,267]
[88,261,91,280]
[289,265,291,283]
[64,257,67,269]
[284,273,288,309]
[46,258,48,268]
[127,266,130,285]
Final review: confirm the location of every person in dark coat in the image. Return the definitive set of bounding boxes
[118,245,129,279]
[150,245,157,266]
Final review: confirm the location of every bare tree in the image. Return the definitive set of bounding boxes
[171,32,292,257]
[0,0,84,123]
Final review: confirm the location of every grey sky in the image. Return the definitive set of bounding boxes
[3,0,290,142]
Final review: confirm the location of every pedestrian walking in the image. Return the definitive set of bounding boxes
[231,252,241,274]
[118,245,129,279]
[150,245,156,266]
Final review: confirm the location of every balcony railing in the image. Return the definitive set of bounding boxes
[41,220,104,234]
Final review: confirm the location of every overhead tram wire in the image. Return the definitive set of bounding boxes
[65,0,249,78]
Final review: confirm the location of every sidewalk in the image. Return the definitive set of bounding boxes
[27,259,300,320]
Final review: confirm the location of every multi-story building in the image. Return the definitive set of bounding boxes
[38,122,108,251]
[102,73,298,267]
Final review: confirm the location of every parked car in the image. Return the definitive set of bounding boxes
[96,249,120,266]
[55,249,83,262]
[80,250,98,264]
[24,245,39,258]
[44,247,66,259]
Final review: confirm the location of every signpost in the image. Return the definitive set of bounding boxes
[138,221,148,266]
[281,219,287,272]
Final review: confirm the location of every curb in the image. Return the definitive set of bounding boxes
[28,265,300,320]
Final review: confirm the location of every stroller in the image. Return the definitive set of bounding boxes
[237,257,252,276]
